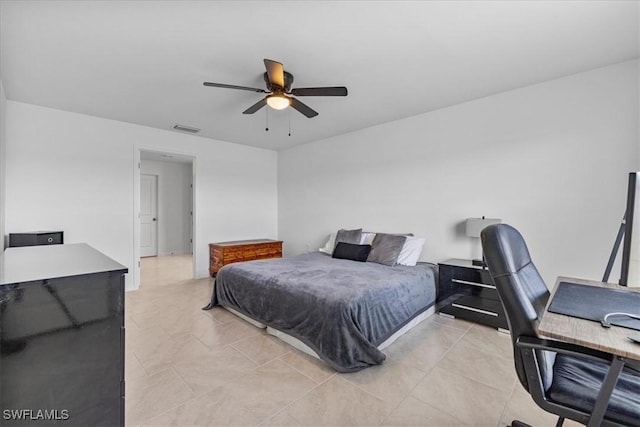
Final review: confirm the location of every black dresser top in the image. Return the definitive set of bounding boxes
[439,258,486,270]
[1,243,127,286]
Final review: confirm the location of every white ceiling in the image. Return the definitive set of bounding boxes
[1,1,638,151]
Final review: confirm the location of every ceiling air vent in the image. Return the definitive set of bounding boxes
[173,124,200,134]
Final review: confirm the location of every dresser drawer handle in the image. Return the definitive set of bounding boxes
[452,278,495,289]
[451,303,498,317]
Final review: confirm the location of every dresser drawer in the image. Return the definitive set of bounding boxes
[254,246,281,256]
[223,249,247,262]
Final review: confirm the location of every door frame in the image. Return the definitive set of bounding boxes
[132,146,196,290]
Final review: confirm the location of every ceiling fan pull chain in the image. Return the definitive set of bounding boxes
[265,107,269,132]
[288,109,292,137]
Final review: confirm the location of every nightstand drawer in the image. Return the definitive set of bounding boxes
[440,294,508,330]
[451,278,495,290]
[448,295,503,317]
[439,263,498,301]
[444,280,498,301]
[447,264,485,284]
[437,258,508,331]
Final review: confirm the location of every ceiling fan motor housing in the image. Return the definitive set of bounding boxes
[264,71,294,92]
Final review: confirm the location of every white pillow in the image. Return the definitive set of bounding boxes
[396,236,426,266]
[359,232,376,245]
[319,233,336,254]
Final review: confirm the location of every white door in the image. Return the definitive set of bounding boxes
[140,174,158,257]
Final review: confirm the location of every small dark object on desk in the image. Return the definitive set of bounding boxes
[628,333,640,344]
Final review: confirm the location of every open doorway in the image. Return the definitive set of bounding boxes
[139,150,194,289]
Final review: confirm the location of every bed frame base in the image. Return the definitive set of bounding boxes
[223,305,437,362]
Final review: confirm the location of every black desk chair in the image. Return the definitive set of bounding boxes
[480,224,640,427]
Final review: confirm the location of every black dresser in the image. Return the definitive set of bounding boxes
[437,258,509,332]
[0,243,127,426]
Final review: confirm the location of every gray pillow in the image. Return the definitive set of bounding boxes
[334,228,362,250]
[367,233,407,266]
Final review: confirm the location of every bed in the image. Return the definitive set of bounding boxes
[204,251,437,372]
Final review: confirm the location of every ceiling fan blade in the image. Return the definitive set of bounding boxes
[203,82,267,93]
[242,97,268,114]
[290,87,348,97]
[263,59,285,88]
[290,97,319,118]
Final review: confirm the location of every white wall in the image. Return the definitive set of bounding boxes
[0,80,6,252]
[279,60,640,286]
[5,102,278,289]
[140,159,192,256]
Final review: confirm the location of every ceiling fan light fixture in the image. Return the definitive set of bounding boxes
[266,94,290,110]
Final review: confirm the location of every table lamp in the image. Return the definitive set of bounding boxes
[466,217,502,267]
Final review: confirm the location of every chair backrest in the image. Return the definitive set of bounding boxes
[481,224,556,391]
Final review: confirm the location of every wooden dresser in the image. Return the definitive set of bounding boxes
[209,239,283,276]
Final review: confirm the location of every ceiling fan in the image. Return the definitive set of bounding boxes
[203,59,348,118]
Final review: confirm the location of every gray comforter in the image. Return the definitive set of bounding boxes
[207,252,436,372]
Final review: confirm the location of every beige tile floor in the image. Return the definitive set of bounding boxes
[126,255,580,427]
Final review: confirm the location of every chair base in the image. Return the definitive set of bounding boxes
[511,417,563,427]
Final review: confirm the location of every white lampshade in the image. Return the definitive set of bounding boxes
[466,217,502,238]
[266,95,290,110]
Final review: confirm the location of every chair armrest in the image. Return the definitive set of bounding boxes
[515,335,640,427]
[516,336,640,373]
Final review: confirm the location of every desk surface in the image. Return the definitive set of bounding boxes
[538,276,640,360]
